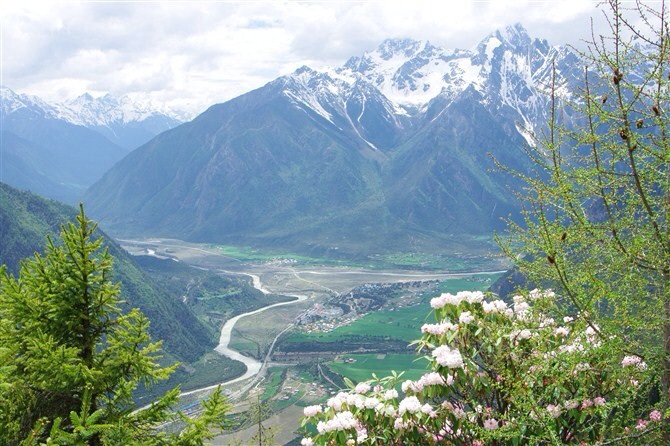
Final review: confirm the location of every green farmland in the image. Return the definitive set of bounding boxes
[283,274,499,345]
[327,353,429,384]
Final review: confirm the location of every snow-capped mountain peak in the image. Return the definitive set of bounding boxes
[58,92,184,127]
[1,86,185,129]
[1,86,186,150]
[274,25,580,151]
[1,86,59,117]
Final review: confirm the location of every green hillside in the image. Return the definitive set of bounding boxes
[0,182,214,363]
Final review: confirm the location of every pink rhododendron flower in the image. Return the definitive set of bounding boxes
[326,394,345,411]
[421,403,434,415]
[399,396,422,415]
[461,290,484,303]
[364,397,380,409]
[356,427,368,443]
[418,371,446,386]
[316,410,358,433]
[483,418,498,430]
[636,419,649,430]
[459,311,475,324]
[546,404,562,418]
[650,410,662,422]
[554,326,569,337]
[483,299,508,314]
[430,292,463,309]
[514,301,530,315]
[383,388,398,400]
[563,400,578,410]
[421,321,457,335]
[401,379,424,393]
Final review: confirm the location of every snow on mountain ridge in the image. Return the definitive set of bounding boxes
[285,26,571,115]
[279,26,580,150]
[1,86,185,128]
[59,93,185,127]
[1,86,59,117]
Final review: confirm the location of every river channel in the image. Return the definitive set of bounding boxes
[181,272,307,397]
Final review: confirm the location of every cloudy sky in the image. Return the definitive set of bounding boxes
[2,1,604,117]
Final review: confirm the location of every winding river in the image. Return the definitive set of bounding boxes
[181,273,307,397]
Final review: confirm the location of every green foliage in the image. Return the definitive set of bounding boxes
[0,206,230,445]
[496,0,670,439]
[0,183,76,276]
[302,290,664,445]
[303,2,670,443]
[0,182,214,365]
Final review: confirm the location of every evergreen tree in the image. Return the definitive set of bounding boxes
[0,205,230,445]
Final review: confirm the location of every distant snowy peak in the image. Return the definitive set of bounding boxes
[59,93,185,127]
[0,86,185,128]
[0,86,58,117]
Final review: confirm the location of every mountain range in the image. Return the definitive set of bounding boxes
[82,25,581,257]
[0,87,184,203]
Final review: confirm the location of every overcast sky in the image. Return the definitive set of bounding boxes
[2,1,605,117]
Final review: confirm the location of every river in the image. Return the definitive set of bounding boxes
[180,273,307,397]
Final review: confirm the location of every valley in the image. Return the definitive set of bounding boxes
[119,238,506,444]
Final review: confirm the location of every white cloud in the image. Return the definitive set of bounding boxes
[2,1,605,117]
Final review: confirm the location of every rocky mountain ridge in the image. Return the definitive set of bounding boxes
[84,24,581,257]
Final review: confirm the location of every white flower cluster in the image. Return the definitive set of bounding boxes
[529,288,555,300]
[354,382,371,394]
[621,355,647,369]
[432,345,464,369]
[459,311,475,324]
[513,295,530,317]
[510,328,533,343]
[482,299,509,314]
[382,388,398,400]
[430,291,485,309]
[303,405,323,417]
[402,371,453,394]
[419,371,448,386]
[398,396,422,415]
[546,403,562,418]
[316,410,358,434]
[421,321,458,335]
[554,326,569,337]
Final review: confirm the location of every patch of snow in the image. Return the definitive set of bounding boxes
[485,36,502,60]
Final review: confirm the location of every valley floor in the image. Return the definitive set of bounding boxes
[119,238,505,444]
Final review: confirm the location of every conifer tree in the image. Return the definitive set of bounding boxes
[0,205,230,445]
